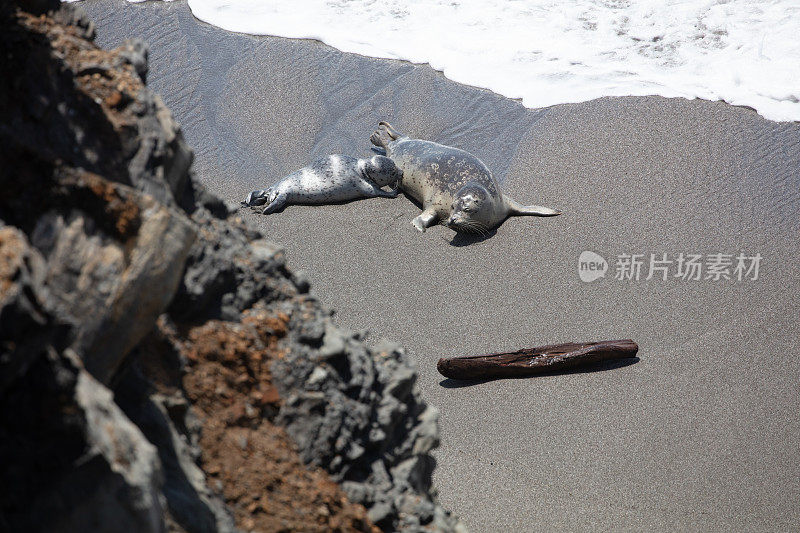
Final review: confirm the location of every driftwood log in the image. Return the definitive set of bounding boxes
[436,339,639,380]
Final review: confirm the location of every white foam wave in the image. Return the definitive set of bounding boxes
[92,0,800,122]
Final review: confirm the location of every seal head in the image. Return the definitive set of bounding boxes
[362,155,402,189]
[447,184,497,235]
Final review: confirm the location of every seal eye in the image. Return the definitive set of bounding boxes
[463,198,480,212]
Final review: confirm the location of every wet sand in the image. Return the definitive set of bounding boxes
[83,1,800,530]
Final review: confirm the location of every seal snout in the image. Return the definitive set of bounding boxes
[445,213,470,232]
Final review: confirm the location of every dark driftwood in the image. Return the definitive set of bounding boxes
[436,339,639,380]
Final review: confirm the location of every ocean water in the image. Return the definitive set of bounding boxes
[94,0,800,122]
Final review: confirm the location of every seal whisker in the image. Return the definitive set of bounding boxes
[461,221,478,234]
[466,222,483,236]
[461,220,488,236]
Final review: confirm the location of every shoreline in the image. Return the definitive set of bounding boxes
[110,0,800,122]
[82,0,800,531]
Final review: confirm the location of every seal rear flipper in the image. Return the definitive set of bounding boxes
[260,192,288,215]
[370,128,391,150]
[371,121,407,150]
[378,121,404,140]
[505,196,562,217]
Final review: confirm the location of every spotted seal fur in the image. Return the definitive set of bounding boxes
[242,154,401,214]
[370,122,561,233]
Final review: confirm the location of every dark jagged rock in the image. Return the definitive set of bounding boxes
[0,3,463,532]
[0,348,165,533]
[0,3,192,208]
[167,206,300,323]
[155,190,463,530]
[273,334,454,531]
[1,4,195,531]
[0,5,197,385]
[25,166,195,384]
[0,225,67,394]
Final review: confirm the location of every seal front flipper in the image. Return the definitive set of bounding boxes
[504,196,562,217]
[243,188,270,206]
[358,178,398,198]
[412,207,439,232]
[260,192,288,215]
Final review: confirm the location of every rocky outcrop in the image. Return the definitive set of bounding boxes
[0,226,165,532]
[0,3,196,530]
[153,200,463,531]
[0,346,165,533]
[0,0,196,385]
[0,3,463,532]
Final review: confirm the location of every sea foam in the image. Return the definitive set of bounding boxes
[96,0,800,122]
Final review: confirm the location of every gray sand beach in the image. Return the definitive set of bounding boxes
[84,1,800,530]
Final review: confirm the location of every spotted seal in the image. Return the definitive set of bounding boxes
[370,122,561,234]
[242,154,401,214]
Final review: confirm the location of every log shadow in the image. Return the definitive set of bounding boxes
[438,356,640,388]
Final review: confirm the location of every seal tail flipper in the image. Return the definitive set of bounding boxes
[370,129,390,150]
[371,121,406,149]
[378,121,404,140]
[505,196,562,217]
[261,191,287,215]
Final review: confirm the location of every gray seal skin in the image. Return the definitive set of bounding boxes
[242,154,401,214]
[370,122,561,234]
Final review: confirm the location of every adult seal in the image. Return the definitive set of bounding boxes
[370,122,561,234]
[242,154,401,214]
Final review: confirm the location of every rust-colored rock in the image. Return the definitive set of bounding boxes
[163,312,379,533]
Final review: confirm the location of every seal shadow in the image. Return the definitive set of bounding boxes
[438,356,640,388]
[447,230,496,247]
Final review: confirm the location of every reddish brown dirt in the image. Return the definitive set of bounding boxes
[156,308,379,533]
[0,228,26,298]
[18,10,144,130]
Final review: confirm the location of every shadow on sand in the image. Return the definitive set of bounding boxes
[447,230,496,246]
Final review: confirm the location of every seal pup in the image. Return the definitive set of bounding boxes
[370,122,561,233]
[242,154,402,214]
